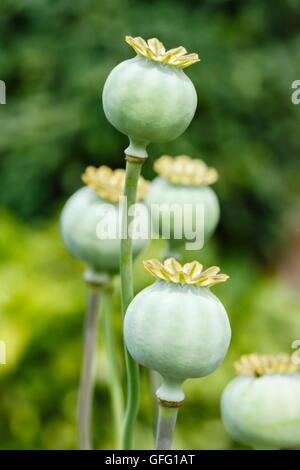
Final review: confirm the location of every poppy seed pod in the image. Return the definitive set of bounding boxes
[60,166,150,275]
[221,353,300,449]
[102,37,199,159]
[124,258,230,405]
[145,156,220,253]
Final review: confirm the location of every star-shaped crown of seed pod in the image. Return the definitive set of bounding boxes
[82,165,150,203]
[235,353,299,377]
[126,36,200,69]
[143,258,229,287]
[154,155,218,186]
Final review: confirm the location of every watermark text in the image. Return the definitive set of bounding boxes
[291,80,300,105]
[94,199,205,251]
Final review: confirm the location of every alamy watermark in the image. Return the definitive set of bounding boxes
[0,80,6,104]
[291,80,300,105]
[94,198,205,250]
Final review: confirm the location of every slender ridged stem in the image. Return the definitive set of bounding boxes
[155,404,179,450]
[149,370,161,435]
[120,158,143,449]
[78,287,101,450]
[101,286,124,448]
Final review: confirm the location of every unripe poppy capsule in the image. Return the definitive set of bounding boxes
[61,166,150,275]
[221,353,300,449]
[102,37,199,159]
[145,155,220,255]
[124,258,230,405]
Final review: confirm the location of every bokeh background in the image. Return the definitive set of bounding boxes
[1,0,300,449]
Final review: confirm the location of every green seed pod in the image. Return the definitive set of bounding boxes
[221,353,300,449]
[102,37,199,159]
[124,258,230,405]
[145,155,220,256]
[61,165,150,275]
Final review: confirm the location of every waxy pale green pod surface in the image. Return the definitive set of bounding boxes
[102,50,197,159]
[221,372,300,449]
[146,156,220,250]
[124,280,231,403]
[146,177,220,243]
[61,186,148,274]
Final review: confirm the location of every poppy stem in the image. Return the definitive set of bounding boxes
[120,158,143,449]
[155,404,179,450]
[78,286,101,450]
[101,285,124,449]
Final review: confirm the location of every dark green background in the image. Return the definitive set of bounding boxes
[0,0,300,449]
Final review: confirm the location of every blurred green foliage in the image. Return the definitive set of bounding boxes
[1,0,300,259]
[0,211,300,449]
[1,0,300,450]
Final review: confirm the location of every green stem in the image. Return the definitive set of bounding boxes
[120,159,143,449]
[78,287,101,450]
[156,404,179,450]
[149,370,161,436]
[101,286,124,449]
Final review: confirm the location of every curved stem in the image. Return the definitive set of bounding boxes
[120,159,143,449]
[155,404,179,450]
[78,287,101,450]
[101,286,124,449]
